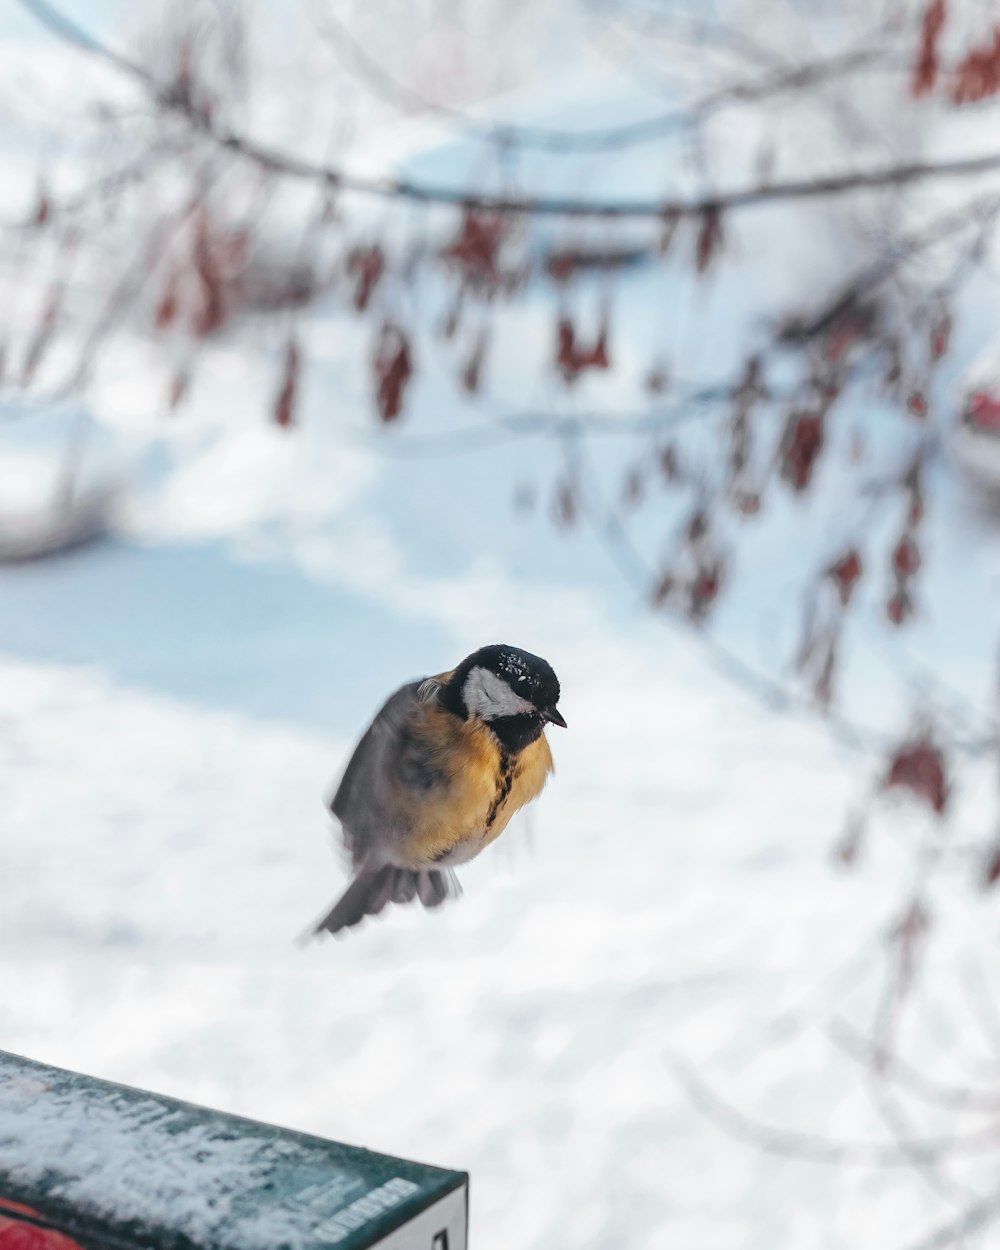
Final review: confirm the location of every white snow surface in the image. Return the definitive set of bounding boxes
[3,594,999,1249]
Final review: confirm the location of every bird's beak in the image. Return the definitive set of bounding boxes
[541,705,567,728]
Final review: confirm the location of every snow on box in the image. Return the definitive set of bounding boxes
[0,1050,467,1250]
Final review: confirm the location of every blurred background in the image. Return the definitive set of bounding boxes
[3,0,1000,1246]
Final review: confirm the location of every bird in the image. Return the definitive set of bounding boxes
[311,644,565,936]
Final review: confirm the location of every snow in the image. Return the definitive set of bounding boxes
[3,565,998,1248]
[4,3,1000,1249]
[0,1053,363,1250]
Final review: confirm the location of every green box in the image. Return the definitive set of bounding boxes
[0,1049,467,1250]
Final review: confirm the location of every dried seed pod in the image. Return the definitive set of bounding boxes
[906,390,928,418]
[155,271,181,331]
[950,22,1000,104]
[460,328,489,395]
[827,549,863,607]
[930,308,952,360]
[33,181,51,228]
[779,411,824,492]
[892,533,921,578]
[273,338,300,428]
[883,737,947,814]
[695,205,723,274]
[688,559,723,621]
[546,250,576,283]
[982,840,1000,889]
[373,323,413,423]
[886,589,912,626]
[441,207,506,287]
[347,244,385,313]
[911,0,947,97]
[554,311,611,383]
[190,208,226,337]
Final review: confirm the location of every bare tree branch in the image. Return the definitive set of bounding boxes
[17,0,1000,221]
[666,1052,1000,1167]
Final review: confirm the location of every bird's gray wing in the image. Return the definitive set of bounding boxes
[328,678,442,868]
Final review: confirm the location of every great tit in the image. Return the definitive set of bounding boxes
[312,644,565,936]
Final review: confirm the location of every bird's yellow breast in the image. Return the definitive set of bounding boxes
[394,700,553,868]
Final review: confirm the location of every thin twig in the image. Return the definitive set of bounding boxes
[896,1190,1000,1250]
[866,1075,978,1206]
[367,389,732,456]
[311,3,894,153]
[829,1019,1000,1114]
[783,193,1000,345]
[666,1052,1000,1167]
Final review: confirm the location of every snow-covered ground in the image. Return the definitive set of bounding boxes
[5,355,1000,1249]
[4,516,1000,1250]
[4,3,1000,1248]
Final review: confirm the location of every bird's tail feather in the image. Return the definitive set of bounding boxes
[311,866,460,937]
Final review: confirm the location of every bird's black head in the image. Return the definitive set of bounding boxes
[442,644,566,752]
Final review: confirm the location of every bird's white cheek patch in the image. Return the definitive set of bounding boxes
[463,667,534,720]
